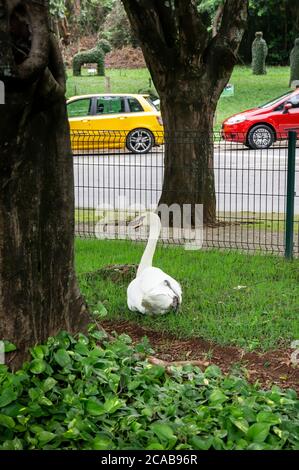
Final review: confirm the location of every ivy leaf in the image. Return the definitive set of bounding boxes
[43,377,57,393]
[1,437,23,450]
[92,435,114,450]
[54,349,71,368]
[209,389,228,404]
[230,417,249,434]
[191,436,213,450]
[247,423,270,443]
[30,359,47,375]
[37,431,56,445]
[4,341,17,353]
[0,387,18,407]
[0,413,15,429]
[31,346,45,360]
[256,411,281,425]
[86,398,106,416]
[146,443,165,450]
[151,423,177,447]
[103,397,123,414]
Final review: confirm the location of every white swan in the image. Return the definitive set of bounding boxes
[127,212,182,315]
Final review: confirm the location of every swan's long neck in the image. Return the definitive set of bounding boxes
[137,212,161,277]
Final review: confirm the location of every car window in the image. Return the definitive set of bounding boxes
[67,99,91,118]
[96,97,126,114]
[128,97,144,112]
[275,94,299,112]
[259,91,293,109]
[144,96,160,111]
[287,95,299,108]
[274,102,285,112]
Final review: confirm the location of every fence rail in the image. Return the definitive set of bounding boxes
[72,130,299,257]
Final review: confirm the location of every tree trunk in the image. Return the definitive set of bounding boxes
[159,86,217,225]
[0,0,89,369]
[122,0,249,225]
[73,0,81,17]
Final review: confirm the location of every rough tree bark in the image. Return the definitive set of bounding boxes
[122,0,248,224]
[0,0,89,369]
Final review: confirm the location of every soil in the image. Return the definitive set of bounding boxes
[101,319,299,394]
[63,36,146,69]
[105,46,146,69]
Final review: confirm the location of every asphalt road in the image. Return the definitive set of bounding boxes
[73,145,299,215]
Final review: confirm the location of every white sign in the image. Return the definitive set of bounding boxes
[0,341,4,365]
[0,80,4,104]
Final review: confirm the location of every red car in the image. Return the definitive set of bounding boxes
[222,88,299,149]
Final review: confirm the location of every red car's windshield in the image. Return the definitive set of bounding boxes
[258,91,293,109]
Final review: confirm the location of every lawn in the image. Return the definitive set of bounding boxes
[75,239,299,352]
[75,209,299,235]
[66,66,291,127]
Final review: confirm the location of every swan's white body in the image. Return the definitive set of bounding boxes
[127,213,182,315]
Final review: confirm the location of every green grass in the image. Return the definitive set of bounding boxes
[67,66,291,127]
[216,66,290,126]
[66,68,153,98]
[75,239,299,352]
[75,208,299,234]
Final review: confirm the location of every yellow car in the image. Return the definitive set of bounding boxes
[67,93,164,154]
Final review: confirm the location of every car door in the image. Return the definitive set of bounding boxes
[67,97,94,151]
[274,96,299,139]
[90,96,129,148]
[67,97,93,131]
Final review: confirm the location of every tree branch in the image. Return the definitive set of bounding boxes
[154,0,177,49]
[48,32,66,93]
[148,356,210,374]
[16,0,49,81]
[0,0,17,79]
[35,32,66,104]
[216,0,248,52]
[205,0,248,93]
[212,2,224,37]
[121,0,175,67]
[174,0,209,59]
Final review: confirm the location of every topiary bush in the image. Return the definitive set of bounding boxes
[0,328,299,450]
[252,32,268,75]
[289,38,299,87]
[72,39,111,77]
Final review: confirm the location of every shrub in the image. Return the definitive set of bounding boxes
[252,31,268,75]
[0,329,298,450]
[289,38,299,87]
[73,40,111,77]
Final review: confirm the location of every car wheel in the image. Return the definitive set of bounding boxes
[247,125,275,150]
[126,128,154,154]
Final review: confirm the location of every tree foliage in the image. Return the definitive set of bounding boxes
[49,0,299,64]
[101,0,137,48]
[49,0,67,19]
[200,0,299,64]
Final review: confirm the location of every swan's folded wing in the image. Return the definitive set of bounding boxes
[139,267,182,301]
[164,273,182,302]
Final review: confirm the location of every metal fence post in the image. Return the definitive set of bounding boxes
[285,130,297,259]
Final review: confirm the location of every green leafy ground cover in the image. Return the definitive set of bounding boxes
[1,330,298,450]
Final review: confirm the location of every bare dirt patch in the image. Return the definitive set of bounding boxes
[63,37,146,69]
[102,319,299,394]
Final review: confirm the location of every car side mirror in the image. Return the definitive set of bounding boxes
[283,103,293,114]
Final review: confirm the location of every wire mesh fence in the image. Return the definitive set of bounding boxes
[72,129,299,256]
